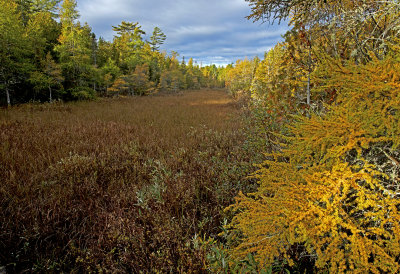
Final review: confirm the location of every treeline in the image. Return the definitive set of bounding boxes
[211,0,400,273]
[0,0,226,106]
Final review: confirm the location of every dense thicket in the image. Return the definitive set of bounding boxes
[0,0,226,106]
[214,0,400,272]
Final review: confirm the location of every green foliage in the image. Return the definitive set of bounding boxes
[150,26,166,52]
[0,0,33,105]
[30,0,61,15]
[26,11,59,61]
[112,21,145,36]
[69,86,96,100]
[0,1,224,106]
[159,66,184,92]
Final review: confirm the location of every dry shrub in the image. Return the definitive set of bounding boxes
[0,90,256,272]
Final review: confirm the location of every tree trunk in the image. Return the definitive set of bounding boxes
[307,70,311,106]
[6,84,10,107]
[307,41,311,106]
[49,85,52,102]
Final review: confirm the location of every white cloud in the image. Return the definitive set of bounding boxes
[76,0,288,64]
[172,25,227,37]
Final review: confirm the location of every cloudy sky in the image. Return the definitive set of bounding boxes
[76,0,289,66]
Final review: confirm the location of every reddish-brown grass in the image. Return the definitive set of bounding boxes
[0,89,256,272]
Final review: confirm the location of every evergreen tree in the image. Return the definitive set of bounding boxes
[30,0,60,16]
[112,21,145,36]
[112,21,146,72]
[55,0,79,73]
[55,0,96,99]
[149,27,166,52]
[26,11,60,64]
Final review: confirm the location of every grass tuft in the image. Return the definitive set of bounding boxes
[0,89,257,272]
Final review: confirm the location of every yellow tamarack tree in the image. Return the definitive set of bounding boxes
[229,56,400,273]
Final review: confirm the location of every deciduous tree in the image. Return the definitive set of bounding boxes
[0,0,32,106]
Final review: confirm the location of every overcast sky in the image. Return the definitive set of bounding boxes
[76,0,289,66]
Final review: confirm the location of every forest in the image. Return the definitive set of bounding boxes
[0,0,226,106]
[1,0,400,273]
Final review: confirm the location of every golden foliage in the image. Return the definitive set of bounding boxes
[225,58,259,97]
[229,57,400,272]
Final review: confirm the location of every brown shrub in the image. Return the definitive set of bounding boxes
[0,90,256,272]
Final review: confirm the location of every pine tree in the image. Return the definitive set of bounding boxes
[30,0,60,16]
[112,21,145,36]
[112,21,146,72]
[149,27,166,52]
